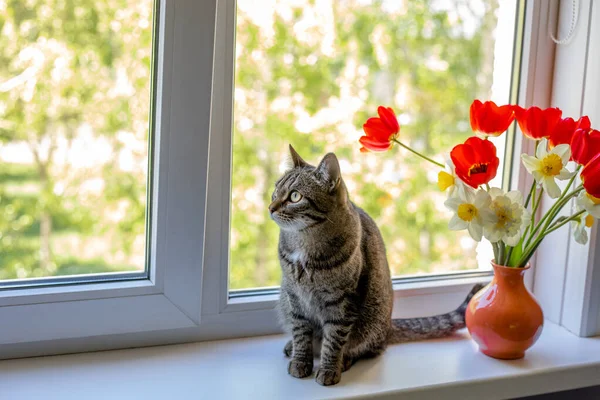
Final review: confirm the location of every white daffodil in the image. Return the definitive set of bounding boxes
[484,188,531,246]
[577,191,600,218]
[521,138,574,198]
[444,188,495,242]
[571,213,594,245]
[437,157,468,198]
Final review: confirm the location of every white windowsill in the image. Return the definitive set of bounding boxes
[1,321,599,400]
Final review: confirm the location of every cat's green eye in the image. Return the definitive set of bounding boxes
[290,191,302,203]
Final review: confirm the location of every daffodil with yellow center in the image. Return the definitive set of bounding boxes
[587,214,595,227]
[438,171,454,191]
[572,212,594,245]
[577,192,600,218]
[484,188,531,246]
[444,188,494,241]
[457,203,478,221]
[437,158,467,198]
[521,138,574,198]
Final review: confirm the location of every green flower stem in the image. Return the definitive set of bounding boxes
[539,166,582,231]
[518,186,584,266]
[523,176,582,250]
[524,181,536,208]
[392,139,445,168]
[524,141,540,209]
[497,242,505,265]
[504,245,513,266]
[517,237,543,268]
[517,209,586,267]
[538,184,583,242]
[529,187,543,237]
[524,187,582,249]
[492,241,500,262]
[529,185,537,229]
[545,210,585,235]
[546,216,568,232]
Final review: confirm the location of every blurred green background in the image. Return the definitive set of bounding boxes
[229,0,512,289]
[0,0,151,279]
[0,0,512,289]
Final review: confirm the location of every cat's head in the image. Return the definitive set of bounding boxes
[269,145,347,231]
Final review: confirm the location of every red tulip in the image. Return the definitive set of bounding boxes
[571,128,600,166]
[450,136,500,188]
[359,106,400,152]
[515,106,562,140]
[581,154,600,198]
[549,116,591,148]
[470,100,515,137]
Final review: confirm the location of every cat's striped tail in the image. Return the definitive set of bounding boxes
[388,283,485,344]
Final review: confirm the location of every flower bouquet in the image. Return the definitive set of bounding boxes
[360,101,599,359]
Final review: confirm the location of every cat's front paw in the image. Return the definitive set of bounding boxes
[342,356,354,372]
[315,368,341,386]
[288,359,313,378]
[283,340,293,358]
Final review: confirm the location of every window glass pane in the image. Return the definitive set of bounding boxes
[0,1,154,281]
[230,0,519,290]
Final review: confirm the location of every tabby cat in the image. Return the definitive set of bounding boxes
[270,145,482,386]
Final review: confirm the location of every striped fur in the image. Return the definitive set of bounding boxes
[389,283,483,343]
[271,146,483,386]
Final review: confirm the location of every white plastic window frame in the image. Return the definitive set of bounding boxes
[0,0,216,359]
[531,0,600,338]
[2,0,589,361]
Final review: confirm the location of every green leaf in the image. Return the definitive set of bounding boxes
[508,237,524,267]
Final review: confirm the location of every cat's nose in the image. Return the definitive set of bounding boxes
[268,201,279,214]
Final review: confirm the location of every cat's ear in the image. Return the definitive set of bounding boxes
[315,153,341,192]
[289,144,308,168]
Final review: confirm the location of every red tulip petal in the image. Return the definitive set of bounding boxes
[486,103,514,133]
[377,106,400,134]
[363,118,392,141]
[587,129,600,164]
[451,143,475,169]
[524,107,543,139]
[450,136,499,188]
[470,100,483,132]
[359,136,392,152]
[481,138,498,159]
[571,129,590,165]
[512,105,525,115]
[582,154,600,197]
[549,117,576,148]
[577,116,591,131]
[571,128,600,165]
[516,106,563,139]
[465,136,497,160]
[487,156,500,181]
[470,100,515,136]
[515,106,532,138]
[451,144,477,188]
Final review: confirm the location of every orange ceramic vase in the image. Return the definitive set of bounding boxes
[466,263,544,360]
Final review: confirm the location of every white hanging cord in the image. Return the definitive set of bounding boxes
[550,0,580,45]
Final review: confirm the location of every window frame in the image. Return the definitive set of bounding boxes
[532,0,600,338]
[3,0,598,360]
[0,0,216,357]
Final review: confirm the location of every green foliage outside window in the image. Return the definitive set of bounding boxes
[0,0,503,288]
